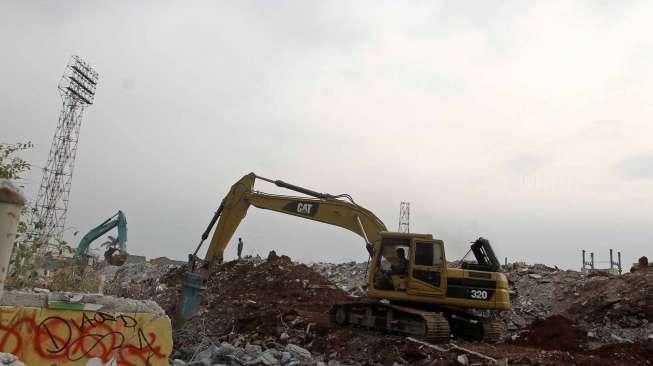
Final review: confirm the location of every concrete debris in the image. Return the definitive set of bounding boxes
[310,262,368,297]
[0,353,24,366]
[103,259,178,291]
[176,342,305,366]
[0,290,165,316]
[284,344,312,361]
[501,262,653,345]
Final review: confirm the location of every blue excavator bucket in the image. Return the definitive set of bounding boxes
[178,271,204,323]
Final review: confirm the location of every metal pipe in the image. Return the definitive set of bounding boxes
[273,179,333,199]
[256,174,333,199]
[192,203,224,257]
[354,215,374,256]
[0,180,26,297]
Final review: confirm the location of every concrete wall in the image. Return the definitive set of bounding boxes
[0,305,172,365]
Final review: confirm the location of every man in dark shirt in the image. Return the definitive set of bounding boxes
[237,237,244,260]
[390,247,408,275]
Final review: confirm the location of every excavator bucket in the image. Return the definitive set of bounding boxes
[105,249,128,266]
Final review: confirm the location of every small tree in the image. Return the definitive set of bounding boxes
[0,142,32,180]
[2,142,100,292]
[0,142,40,287]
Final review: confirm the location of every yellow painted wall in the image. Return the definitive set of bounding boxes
[0,306,172,365]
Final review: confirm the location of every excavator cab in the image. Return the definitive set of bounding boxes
[371,233,446,296]
[374,239,411,291]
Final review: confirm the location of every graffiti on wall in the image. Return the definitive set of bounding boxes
[0,306,172,365]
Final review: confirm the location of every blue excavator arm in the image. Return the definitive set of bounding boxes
[75,210,128,265]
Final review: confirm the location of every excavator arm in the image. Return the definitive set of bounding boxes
[192,173,387,267]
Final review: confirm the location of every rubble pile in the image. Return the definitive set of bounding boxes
[172,340,317,366]
[168,256,505,364]
[500,263,565,332]
[503,263,653,345]
[309,262,368,297]
[566,267,653,344]
[102,259,182,313]
[171,334,492,366]
[171,255,351,356]
[95,253,653,364]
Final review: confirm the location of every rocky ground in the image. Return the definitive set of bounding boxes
[104,255,653,365]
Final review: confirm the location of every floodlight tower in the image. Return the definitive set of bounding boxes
[398,201,410,233]
[32,55,98,247]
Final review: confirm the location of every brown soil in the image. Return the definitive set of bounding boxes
[510,315,587,351]
[169,256,352,352]
[575,342,653,366]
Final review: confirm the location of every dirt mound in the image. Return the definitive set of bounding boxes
[511,315,587,351]
[172,255,352,352]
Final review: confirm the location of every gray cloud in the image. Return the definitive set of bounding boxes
[505,154,545,175]
[3,1,653,270]
[616,154,653,179]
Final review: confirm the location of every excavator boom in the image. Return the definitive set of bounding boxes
[194,173,386,266]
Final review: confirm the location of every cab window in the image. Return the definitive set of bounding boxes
[415,241,443,267]
[378,243,410,274]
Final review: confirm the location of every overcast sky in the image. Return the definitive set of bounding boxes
[3,1,653,269]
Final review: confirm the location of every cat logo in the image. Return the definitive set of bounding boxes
[297,203,313,215]
[282,201,319,217]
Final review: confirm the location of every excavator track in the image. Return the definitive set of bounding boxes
[481,318,505,343]
[330,302,450,343]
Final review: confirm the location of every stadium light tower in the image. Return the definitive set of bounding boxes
[398,201,410,233]
[31,55,98,248]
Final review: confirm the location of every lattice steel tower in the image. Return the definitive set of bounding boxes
[398,201,410,233]
[32,55,98,246]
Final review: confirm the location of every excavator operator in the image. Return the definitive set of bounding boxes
[389,247,408,275]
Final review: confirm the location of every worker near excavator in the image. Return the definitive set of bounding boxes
[237,237,244,260]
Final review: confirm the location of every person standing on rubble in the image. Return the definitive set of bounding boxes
[237,237,244,260]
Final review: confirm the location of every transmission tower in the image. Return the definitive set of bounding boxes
[31,55,98,248]
[398,201,410,233]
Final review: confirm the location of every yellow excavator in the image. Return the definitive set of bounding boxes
[182,173,511,342]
